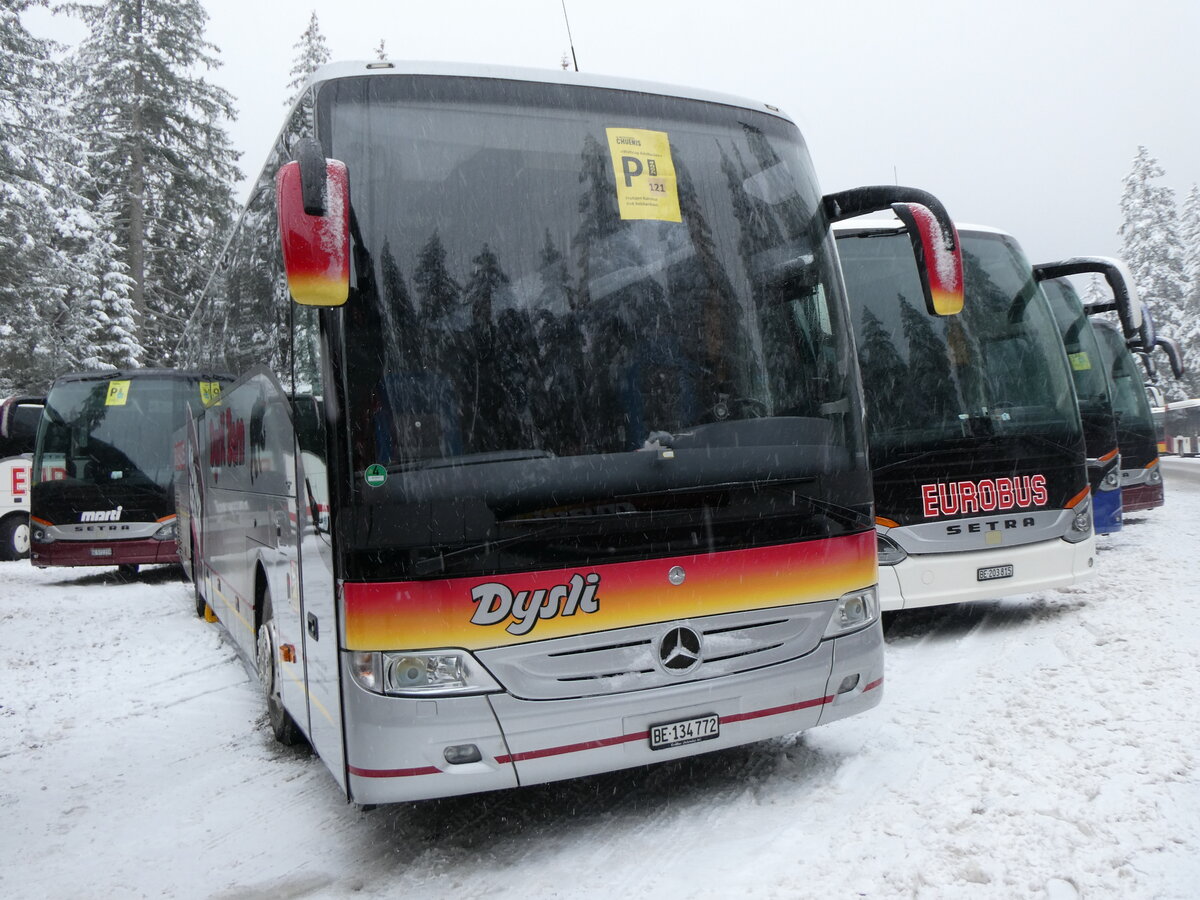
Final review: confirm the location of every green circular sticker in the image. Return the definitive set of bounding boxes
[364,464,388,488]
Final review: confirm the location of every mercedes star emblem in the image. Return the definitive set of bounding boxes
[658,626,702,675]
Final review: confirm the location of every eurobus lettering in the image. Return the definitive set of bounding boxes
[920,475,1048,517]
[175,61,964,805]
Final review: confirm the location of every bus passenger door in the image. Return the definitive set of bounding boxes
[292,394,346,794]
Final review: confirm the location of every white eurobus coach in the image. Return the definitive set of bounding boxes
[176,61,963,805]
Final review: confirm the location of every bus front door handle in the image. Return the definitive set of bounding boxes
[307,613,319,641]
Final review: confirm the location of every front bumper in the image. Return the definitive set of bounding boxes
[31,537,179,568]
[342,620,884,805]
[876,535,1097,611]
[1121,481,1164,513]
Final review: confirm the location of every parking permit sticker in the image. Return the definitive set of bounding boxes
[1068,351,1091,371]
[106,380,131,406]
[605,128,681,222]
[199,381,222,407]
[364,464,387,488]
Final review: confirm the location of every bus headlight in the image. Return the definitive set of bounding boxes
[1064,496,1093,543]
[1147,467,1163,485]
[153,521,177,541]
[31,524,53,544]
[876,533,907,565]
[823,587,879,638]
[347,649,502,696]
[1101,470,1120,490]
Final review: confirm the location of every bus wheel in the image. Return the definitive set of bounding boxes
[116,564,140,581]
[191,535,207,618]
[256,593,302,746]
[0,515,30,561]
[193,578,207,618]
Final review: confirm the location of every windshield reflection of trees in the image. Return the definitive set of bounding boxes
[855,244,1073,457]
[43,389,175,491]
[347,124,849,474]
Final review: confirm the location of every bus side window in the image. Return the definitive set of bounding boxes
[293,303,330,534]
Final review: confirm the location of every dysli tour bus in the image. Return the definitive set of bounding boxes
[31,370,225,576]
[176,61,963,805]
[834,222,1095,611]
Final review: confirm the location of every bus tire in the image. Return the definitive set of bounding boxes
[117,564,140,581]
[0,514,30,561]
[256,592,302,746]
[194,578,207,619]
[190,531,207,618]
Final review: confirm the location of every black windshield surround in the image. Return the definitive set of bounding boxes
[1042,278,1120,490]
[33,372,223,525]
[1091,319,1158,470]
[315,75,871,580]
[837,229,1087,525]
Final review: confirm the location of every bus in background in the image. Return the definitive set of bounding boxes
[176,61,964,805]
[0,396,44,559]
[834,221,1094,612]
[1063,263,1185,513]
[1088,320,1164,512]
[1151,405,1167,455]
[1036,272,1124,534]
[1154,398,1200,456]
[31,370,226,577]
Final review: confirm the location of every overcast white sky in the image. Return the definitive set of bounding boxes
[23,0,1200,266]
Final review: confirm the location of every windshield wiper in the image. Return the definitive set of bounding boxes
[388,449,556,473]
[411,523,565,576]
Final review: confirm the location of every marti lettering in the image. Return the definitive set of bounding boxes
[470,573,601,636]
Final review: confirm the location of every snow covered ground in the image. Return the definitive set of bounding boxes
[3,459,1199,899]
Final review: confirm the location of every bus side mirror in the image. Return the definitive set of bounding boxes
[1154,335,1186,379]
[890,202,964,316]
[1136,351,1156,380]
[277,139,350,307]
[1035,256,1143,341]
[1138,302,1157,354]
[824,185,963,317]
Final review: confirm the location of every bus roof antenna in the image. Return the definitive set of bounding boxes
[561,0,579,71]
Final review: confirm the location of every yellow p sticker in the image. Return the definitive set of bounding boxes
[1068,351,1092,372]
[200,381,222,407]
[606,128,681,222]
[105,380,131,406]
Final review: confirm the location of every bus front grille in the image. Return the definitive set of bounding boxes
[475,602,831,701]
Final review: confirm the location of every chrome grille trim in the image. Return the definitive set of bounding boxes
[476,601,832,701]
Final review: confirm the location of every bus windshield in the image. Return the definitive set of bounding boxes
[1042,279,1114,417]
[36,377,198,491]
[837,229,1082,459]
[1041,277,1117,449]
[1092,320,1155,434]
[321,76,869,576]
